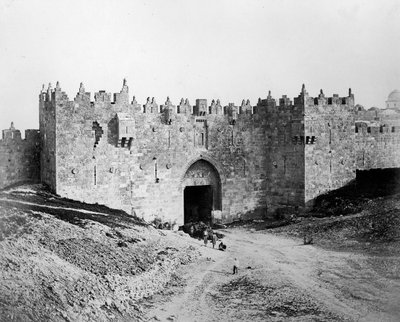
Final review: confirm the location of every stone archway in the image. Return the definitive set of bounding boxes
[182,159,222,225]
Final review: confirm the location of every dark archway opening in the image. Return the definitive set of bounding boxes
[184,185,213,224]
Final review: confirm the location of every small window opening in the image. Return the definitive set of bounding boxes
[92,121,104,149]
[283,156,287,175]
[328,98,332,105]
[355,126,358,133]
[121,137,126,147]
[153,157,158,183]
[392,127,395,133]
[367,127,371,133]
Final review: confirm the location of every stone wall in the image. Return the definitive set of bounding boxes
[39,84,57,190]
[259,90,306,214]
[44,81,273,224]
[304,90,356,207]
[35,80,400,223]
[0,123,40,189]
[355,123,400,170]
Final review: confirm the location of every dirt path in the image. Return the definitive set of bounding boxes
[146,229,400,322]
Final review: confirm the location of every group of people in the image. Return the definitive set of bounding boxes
[202,227,227,251]
[202,228,218,248]
[202,228,237,274]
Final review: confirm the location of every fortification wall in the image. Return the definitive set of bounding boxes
[49,81,272,224]
[304,90,356,205]
[39,84,58,190]
[35,80,400,222]
[355,123,400,170]
[0,125,40,189]
[259,90,306,214]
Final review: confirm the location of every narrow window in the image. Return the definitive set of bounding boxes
[283,156,287,175]
[201,133,204,145]
[94,165,97,185]
[367,127,371,133]
[153,158,158,182]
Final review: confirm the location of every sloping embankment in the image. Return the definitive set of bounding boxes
[0,185,199,322]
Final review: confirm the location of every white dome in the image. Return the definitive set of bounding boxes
[386,90,400,109]
[387,90,400,102]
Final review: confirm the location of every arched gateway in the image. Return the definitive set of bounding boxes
[181,159,222,225]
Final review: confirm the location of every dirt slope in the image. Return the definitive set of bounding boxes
[0,185,199,321]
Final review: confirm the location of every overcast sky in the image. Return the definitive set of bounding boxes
[1,0,399,133]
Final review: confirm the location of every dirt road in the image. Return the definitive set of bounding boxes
[146,228,400,322]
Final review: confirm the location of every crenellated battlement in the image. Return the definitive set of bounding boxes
[355,121,400,135]
[45,81,356,132]
[0,123,40,189]
[1,122,40,144]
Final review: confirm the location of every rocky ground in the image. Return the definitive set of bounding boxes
[0,185,199,321]
[1,183,400,321]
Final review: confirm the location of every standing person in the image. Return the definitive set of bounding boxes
[212,231,218,249]
[233,257,239,275]
[203,228,208,246]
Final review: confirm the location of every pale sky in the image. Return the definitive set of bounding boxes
[1,0,399,134]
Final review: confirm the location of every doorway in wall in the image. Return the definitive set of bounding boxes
[184,185,213,224]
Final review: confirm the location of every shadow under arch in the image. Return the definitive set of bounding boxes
[180,156,223,225]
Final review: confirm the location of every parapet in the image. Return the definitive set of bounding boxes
[40,81,358,128]
[2,122,21,141]
[1,122,40,144]
[308,88,355,108]
[355,121,400,135]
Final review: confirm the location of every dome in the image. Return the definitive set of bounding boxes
[386,90,400,109]
[387,90,400,102]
